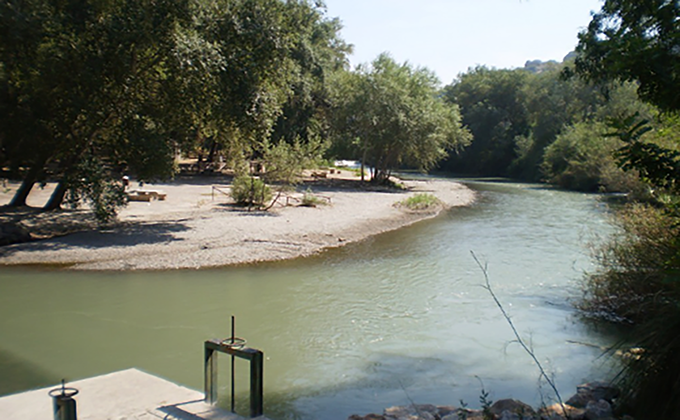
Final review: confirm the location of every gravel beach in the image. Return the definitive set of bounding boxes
[0,174,475,270]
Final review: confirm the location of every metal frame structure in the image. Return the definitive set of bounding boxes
[204,338,264,418]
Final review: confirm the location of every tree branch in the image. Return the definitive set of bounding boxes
[471,251,568,419]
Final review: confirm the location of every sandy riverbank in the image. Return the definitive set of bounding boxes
[0,174,475,270]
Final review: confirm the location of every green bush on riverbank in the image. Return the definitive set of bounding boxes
[580,203,680,418]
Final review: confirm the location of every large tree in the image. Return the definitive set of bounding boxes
[0,0,199,216]
[0,0,349,220]
[332,54,470,183]
[182,0,349,173]
[442,67,529,176]
[572,0,680,113]
[269,1,352,146]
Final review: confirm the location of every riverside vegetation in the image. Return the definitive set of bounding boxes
[2,0,680,418]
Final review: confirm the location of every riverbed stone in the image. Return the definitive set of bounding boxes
[538,403,586,420]
[441,409,484,420]
[384,404,437,420]
[490,399,536,418]
[436,405,458,418]
[584,399,613,420]
[567,381,620,408]
[348,414,386,420]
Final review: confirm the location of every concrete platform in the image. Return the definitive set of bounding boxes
[0,368,266,420]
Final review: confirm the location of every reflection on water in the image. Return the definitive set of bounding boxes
[0,180,619,419]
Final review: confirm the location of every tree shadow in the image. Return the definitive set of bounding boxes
[0,348,62,397]
[0,220,191,258]
[277,178,414,199]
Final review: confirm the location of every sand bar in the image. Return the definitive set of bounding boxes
[0,175,475,270]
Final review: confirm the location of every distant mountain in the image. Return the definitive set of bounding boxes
[523,51,576,74]
[523,59,559,74]
[562,51,577,62]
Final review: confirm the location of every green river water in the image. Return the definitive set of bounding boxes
[0,180,621,419]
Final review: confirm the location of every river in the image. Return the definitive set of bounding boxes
[0,180,620,419]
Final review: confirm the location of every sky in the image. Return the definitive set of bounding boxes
[322,0,604,85]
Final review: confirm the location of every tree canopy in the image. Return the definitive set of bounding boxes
[442,67,530,176]
[0,0,350,221]
[332,54,470,183]
[571,0,680,112]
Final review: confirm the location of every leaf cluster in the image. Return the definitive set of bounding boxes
[571,0,680,112]
[0,0,350,221]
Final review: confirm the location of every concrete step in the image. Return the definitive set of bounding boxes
[0,368,268,420]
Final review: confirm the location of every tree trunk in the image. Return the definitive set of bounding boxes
[8,162,44,207]
[43,180,68,211]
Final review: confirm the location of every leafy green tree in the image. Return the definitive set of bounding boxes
[0,0,348,221]
[541,121,644,193]
[442,67,529,176]
[332,54,470,184]
[0,0,198,215]
[511,65,606,180]
[192,0,349,175]
[270,1,351,146]
[571,0,680,112]
[515,68,656,182]
[569,0,680,195]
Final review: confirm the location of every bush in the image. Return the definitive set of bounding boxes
[541,121,646,193]
[300,188,328,207]
[397,193,441,211]
[230,175,272,208]
[579,204,680,417]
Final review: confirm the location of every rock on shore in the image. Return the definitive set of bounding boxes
[348,382,632,420]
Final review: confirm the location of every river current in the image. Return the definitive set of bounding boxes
[0,180,620,419]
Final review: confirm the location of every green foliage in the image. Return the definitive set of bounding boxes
[231,175,272,208]
[479,387,494,420]
[442,67,530,176]
[269,2,351,145]
[63,157,127,225]
[262,135,327,185]
[571,0,680,112]
[0,0,197,209]
[332,54,471,184]
[457,400,469,420]
[579,204,680,418]
[0,0,349,221]
[300,188,327,207]
[541,121,643,192]
[610,114,680,192]
[397,193,441,211]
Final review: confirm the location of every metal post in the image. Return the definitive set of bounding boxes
[49,380,78,420]
[204,346,217,404]
[203,338,264,418]
[231,316,236,413]
[250,350,264,418]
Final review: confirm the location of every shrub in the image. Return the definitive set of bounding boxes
[542,122,636,192]
[300,188,328,207]
[579,203,680,418]
[397,193,441,211]
[230,175,272,208]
